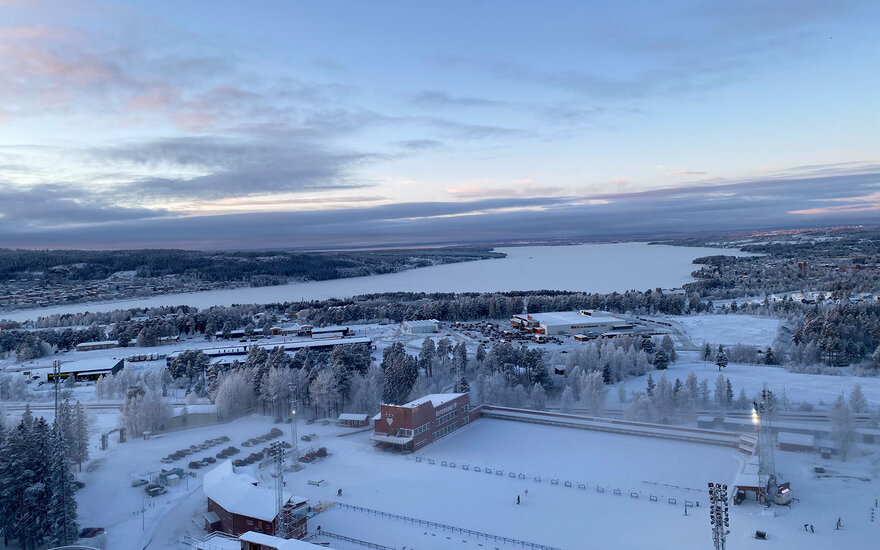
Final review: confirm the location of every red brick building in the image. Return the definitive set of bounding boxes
[203,460,309,538]
[371,393,479,452]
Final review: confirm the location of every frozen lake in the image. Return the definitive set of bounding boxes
[1,242,749,322]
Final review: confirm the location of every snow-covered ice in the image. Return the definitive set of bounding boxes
[0,243,751,322]
[667,314,783,348]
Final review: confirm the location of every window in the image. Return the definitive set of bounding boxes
[436,410,458,426]
[432,422,458,440]
[462,415,469,424]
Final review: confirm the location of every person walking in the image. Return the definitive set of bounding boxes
[517,495,521,505]
[337,488,343,497]
[804,524,809,532]
[810,524,814,533]
[836,517,841,529]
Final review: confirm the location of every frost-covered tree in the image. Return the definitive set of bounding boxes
[214,370,256,420]
[830,394,855,461]
[714,374,728,409]
[646,373,655,396]
[560,386,576,413]
[660,334,676,363]
[530,383,547,410]
[121,386,172,435]
[309,370,336,418]
[580,370,607,416]
[849,384,868,413]
[349,364,384,415]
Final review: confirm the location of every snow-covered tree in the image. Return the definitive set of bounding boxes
[849,384,868,413]
[529,383,547,411]
[652,349,669,370]
[714,374,728,409]
[214,370,256,420]
[381,343,418,405]
[46,425,78,547]
[419,337,436,377]
[121,386,172,435]
[715,346,728,371]
[580,370,607,416]
[560,386,576,413]
[830,394,855,461]
[309,370,336,418]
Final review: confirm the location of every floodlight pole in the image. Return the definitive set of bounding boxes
[291,409,298,462]
[708,482,730,550]
[53,359,61,416]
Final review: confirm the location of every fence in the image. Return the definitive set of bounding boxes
[412,453,699,507]
[318,530,397,550]
[334,502,561,550]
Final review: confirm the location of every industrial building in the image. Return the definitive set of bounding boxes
[75,340,120,352]
[203,460,309,539]
[511,310,628,336]
[371,393,480,452]
[402,319,440,334]
[166,336,372,370]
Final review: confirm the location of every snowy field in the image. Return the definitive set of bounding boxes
[284,418,744,550]
[610,350,880,408]
[667,314,783,348]
[0,243,751,322]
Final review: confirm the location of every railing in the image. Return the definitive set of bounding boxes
[318,530,396,550]
[334,501,561,550]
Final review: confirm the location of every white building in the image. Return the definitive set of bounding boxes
[402,319,440,334]
[511,310,627,336]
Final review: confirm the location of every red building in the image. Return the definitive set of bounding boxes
[203,460,309,538]
[371,393,479,452]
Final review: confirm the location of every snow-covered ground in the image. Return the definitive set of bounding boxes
[0,243,751,323]
[610,350,880,408]
[666,314,783,348]
[66,411,876,550]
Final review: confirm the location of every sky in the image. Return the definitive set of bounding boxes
[1,0,879,250]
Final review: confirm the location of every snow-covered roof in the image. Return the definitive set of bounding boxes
[239,531,321,549]
[339,413,370,421]
[203,460,306,522]
[76,340,119,347]
[526,311,622,327]
[777,431,814,447]
[402,319,439,327]
[402,393,465,408]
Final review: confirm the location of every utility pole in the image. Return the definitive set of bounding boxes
[708,483,730,550]
[53,359,61,415]
[291,409,298,462]
[272,441,293,538]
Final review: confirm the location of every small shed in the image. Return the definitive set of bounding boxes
[338,413,370,428]
[777,431,814,453]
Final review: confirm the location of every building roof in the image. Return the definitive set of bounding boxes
[403,319,439,327]
[338,413,370,421]
[777,431,815,446]
[76,340,119,347]
[527,311,622,327]
[239,531,321,549]
[203,460,306,522]
[400,393,466,408]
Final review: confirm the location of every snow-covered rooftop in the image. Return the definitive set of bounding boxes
[239,531,321,548]
[203,460,306,522]
[777,431,815,447]
[401,393,465,408]
[338,413,370,421]
[527,311,622,326]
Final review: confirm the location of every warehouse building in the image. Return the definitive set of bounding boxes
[402,319,440,334]
[511,310,627,336]
[75,340,120,352]
[371,393,479,452]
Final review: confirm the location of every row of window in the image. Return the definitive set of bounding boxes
[433,422,458,440]
[414,422,432,435]
[436,410,458,425]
